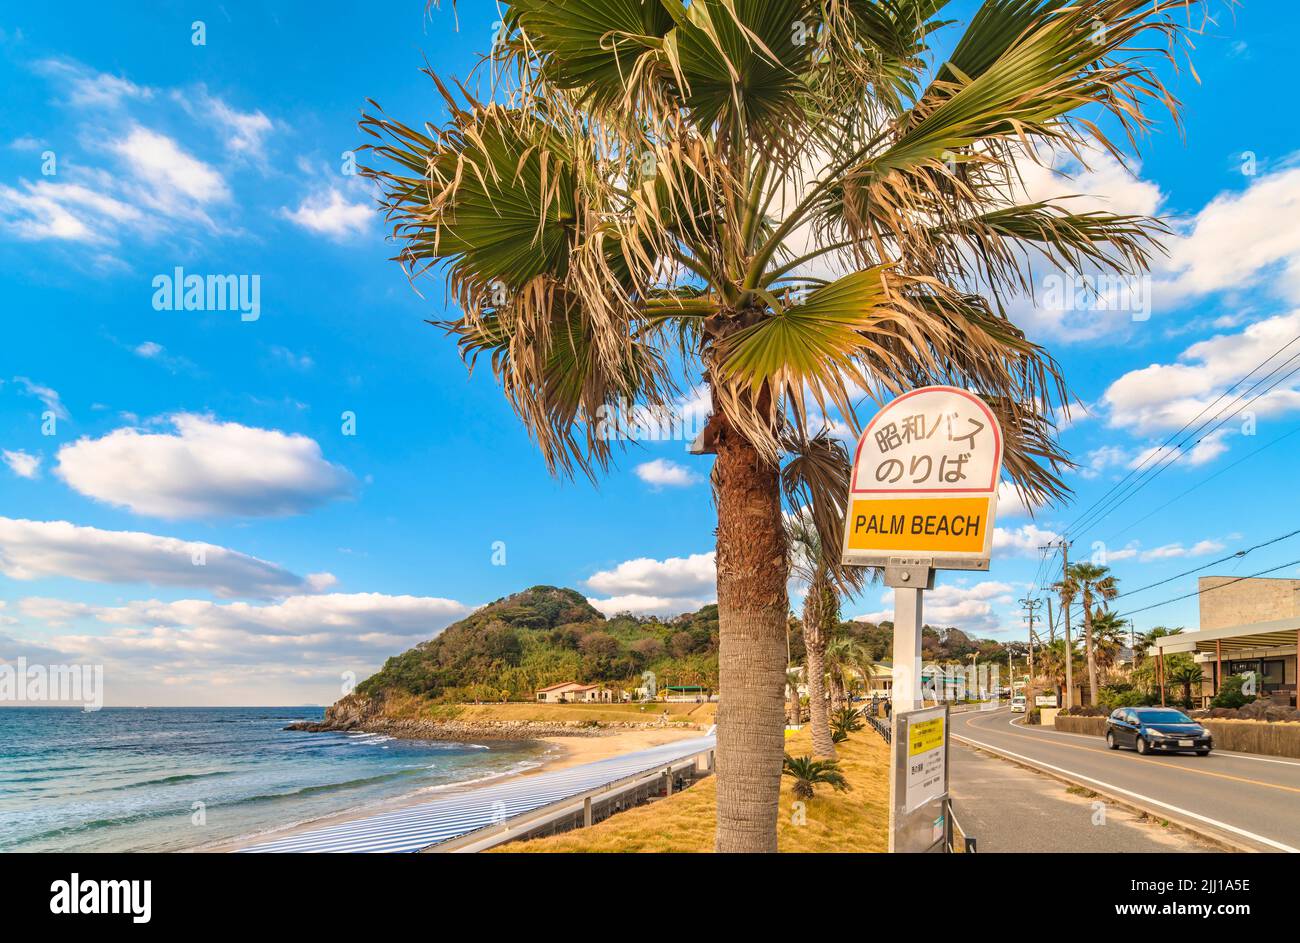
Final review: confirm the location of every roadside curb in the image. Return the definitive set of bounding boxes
[951,729,1265,854]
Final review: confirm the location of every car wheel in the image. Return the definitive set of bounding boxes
[1196,748,1210,756]
[1136,736,1150,755]
[1106,732,1118,750]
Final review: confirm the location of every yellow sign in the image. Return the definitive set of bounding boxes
[845,497,992,555]
[908,716,945,757]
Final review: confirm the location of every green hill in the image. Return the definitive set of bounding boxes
[356,585,720,702]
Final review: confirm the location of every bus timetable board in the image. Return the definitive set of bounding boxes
[841,386,1003,570]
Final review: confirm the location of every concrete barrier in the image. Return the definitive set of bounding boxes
[1054,714,1300,758]
[1204,719,1300,759]
[1054,715,1106,736]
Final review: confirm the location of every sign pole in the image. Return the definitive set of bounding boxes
[839,386,1004,854]
[886,557,933,853]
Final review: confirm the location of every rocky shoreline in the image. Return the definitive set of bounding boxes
[285,692,693,742]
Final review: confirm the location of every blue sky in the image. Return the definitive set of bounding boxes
[1,1,1297,705]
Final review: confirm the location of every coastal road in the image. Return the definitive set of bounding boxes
[951,708,1300,852]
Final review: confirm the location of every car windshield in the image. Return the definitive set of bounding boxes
[1138,710,1193,724]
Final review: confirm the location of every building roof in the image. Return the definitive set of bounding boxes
[536,680,599,693]
[1148,616,1300,657]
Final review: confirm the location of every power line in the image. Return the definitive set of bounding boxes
[1111,526,1300,600]
[1060,334,1300,539]
[1104,422,1300,546]
[1116,557,1300,620]
[1067,349,1300,540]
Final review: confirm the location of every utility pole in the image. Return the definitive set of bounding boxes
[1020,596,1041,680]
[1041,539,1073,709]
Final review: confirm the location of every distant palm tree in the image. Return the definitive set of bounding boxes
[360,0,1207,852]
[825,633,873,712]
[1134,626,1183,665]
[783,754,850,801]
[1066,563,1119,706]
[1090,609,1128,679]
[785,666,803,727]
[1166,662,1204,708]
[1037,638,1080,706]
[787,511,865,759]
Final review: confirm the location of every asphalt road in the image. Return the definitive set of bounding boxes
[949,743,1211,853]
[950,707,1300,852]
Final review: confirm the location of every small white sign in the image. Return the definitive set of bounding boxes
[1035,695,1059,707]
[904,706,947,814]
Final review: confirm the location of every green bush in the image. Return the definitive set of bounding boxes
[1211,674,1256,709]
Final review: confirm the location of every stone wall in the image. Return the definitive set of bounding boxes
[1199,576,1300,630]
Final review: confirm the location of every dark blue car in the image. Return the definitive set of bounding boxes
[1105,707,1213,756]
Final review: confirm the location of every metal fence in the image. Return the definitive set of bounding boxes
[865,711,892,744]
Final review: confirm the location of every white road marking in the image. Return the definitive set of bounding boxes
[951,730,1299,853]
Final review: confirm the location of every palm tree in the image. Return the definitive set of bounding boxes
[1166,661,1204,708]
[785,666,803,726]
[825,632,874,711]
[783,754,850,801]
[360,0,1206,851]
[787,511,865,758]
[1067,563,1119,704]
[1134,626,1183,666]
[1090,609,1127,679]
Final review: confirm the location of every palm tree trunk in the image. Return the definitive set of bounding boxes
[1083,593,1099,707]
[803,606,837,760]
[712,422,788,854]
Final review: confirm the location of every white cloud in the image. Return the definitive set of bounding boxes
[1101,310,1300,440]
[1161,165,1300,304]
[36,58,154,108]
[177,87,273,155]
[586,593,713,618]
[55,414,354,520]
[0,517,332,599]
[1078,444,1130,480]
[6,592,472,705]
[0,179,144,242]
[993,523,1061,556]
[584,551,716,616]
[110,126,228,206]
[585,551,715,596]
[2,450,40,479]
[134,341,164,358]
[282,188,370,240]
[1138,539,1225,562]
[635,458,700,488]
[11,376,68,419]
[853,581,1016,635]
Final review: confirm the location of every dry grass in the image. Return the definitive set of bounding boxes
[452,701,717,727]
[494,726,889,853]
[380,696,717,728]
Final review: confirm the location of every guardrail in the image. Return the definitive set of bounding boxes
[946,798,976,853]
[431,745,716,853]
[865,712,892,744]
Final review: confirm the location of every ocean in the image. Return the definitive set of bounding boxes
[0,707,547,853]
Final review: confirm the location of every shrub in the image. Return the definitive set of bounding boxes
[1211,674,1257,710]
[782,754,850,801]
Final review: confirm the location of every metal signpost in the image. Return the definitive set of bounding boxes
[840,385,1003,853]
[891,704,950,853]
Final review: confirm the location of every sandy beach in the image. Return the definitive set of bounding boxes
[198,725,703,853]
